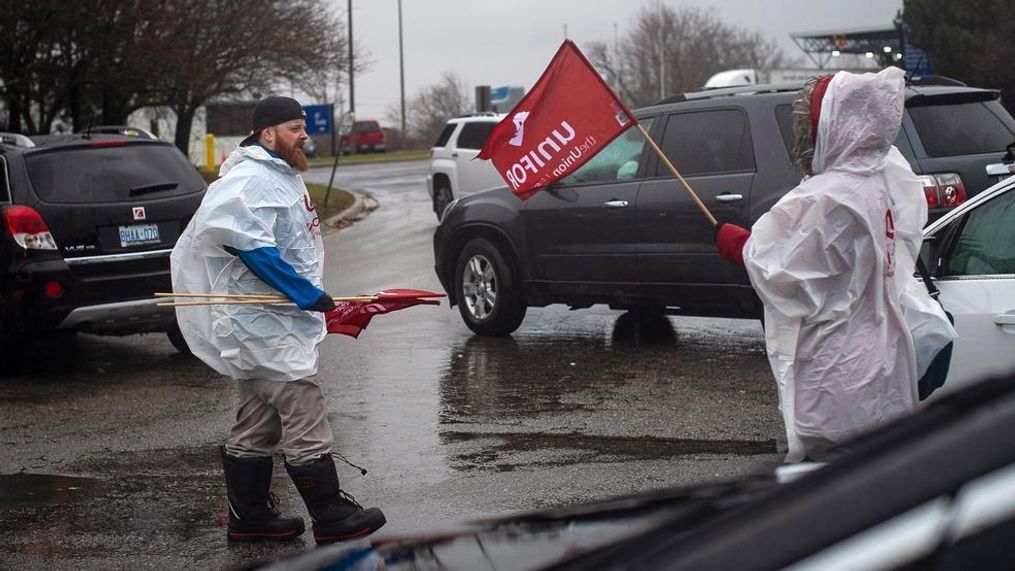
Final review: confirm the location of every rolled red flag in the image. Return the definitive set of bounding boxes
[325,289,445,338]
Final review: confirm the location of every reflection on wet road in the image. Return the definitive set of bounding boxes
[437,312,777,475]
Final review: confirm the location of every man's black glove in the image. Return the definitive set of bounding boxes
[307,292,336,312]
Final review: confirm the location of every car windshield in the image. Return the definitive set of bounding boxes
[908,100,1015,157]
[355,121,381,133]
[25,143,205,204]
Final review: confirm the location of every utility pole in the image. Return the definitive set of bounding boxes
[398,0,406,135]
[348,0,355,115]
[347,0,356,154]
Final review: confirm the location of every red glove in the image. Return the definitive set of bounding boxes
[715,223,751,266]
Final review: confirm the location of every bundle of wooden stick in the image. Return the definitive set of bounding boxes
[154,292,377,307]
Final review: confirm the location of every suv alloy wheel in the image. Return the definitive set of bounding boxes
[454,238,526,336]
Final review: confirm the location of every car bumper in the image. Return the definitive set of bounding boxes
[2,251,175,335]
[432,225,456,306]
[57,297,174,335]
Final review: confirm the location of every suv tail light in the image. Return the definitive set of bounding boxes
[918,173,967,209]
[4,205,58,250]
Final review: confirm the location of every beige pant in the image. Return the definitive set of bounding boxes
[224,375,333,467]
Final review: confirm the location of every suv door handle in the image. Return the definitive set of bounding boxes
[715,193,744,203]
[452,152,459,158]
[603,200,629,208]
[995,313,1015,327]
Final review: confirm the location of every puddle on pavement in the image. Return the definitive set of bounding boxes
[442,431,777,471]
[0,451,268,565]
[0,473,101,507]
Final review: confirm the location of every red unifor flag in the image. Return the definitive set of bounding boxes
[325,289,445,339]
[477,39,636,200]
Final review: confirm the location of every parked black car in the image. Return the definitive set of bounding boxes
[252,370,1015,571]
[434,79,1015,336]
[0,133,206,375]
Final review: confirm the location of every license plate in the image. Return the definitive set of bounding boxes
[118,223,160,247]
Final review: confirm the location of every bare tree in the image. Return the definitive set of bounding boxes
[0,0,173,134]
[587,4,787,107]
[0,0,355,148]
[158,0,353,152]
[0,0,83,134]
[393,71,471,148]
[75,1,171,127]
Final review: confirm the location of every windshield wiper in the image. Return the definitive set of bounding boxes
[129,182,178,196]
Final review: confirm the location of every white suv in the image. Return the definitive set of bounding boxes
[426,113,505,219]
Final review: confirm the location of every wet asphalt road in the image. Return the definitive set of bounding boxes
[0,160,781,569]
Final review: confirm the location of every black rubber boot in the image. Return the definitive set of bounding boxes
[221,448,305,542]
[286,455,386,544]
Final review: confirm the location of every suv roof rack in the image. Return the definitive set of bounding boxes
[455,112,502,119]
[0,132,36,148]
[655,82,806,105]
[907,75,967,87]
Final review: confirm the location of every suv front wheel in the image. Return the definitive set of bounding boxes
[454,238,526,336]
[166,321,193,356]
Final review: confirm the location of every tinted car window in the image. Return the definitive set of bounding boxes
[909,100,1015,157]
[947,188,1015,276]
[354,121,381,133]
[558,117,654,186]
[25,144,205,204]
[658,109,755,176]
[456,122,495,151]
[775,104,794,158]
[0,156,9,202]
[434,123,456,148]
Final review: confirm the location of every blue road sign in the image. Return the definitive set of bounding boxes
[304,104,333,135]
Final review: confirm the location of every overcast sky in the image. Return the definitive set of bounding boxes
[341,0,903,126]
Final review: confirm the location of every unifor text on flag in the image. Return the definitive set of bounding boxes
[477,40,636,200]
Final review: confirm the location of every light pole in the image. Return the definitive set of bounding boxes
[398,0,406,136]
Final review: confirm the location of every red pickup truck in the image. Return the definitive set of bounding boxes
[340,120,386,154]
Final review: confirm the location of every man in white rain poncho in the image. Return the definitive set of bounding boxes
[714,67,953,462]
[171,96,385,544]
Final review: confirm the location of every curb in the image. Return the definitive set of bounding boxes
[307,156,427,170]
[323,188,377,232]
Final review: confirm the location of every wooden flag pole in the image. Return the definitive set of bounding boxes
[634,122,717,227]
[157,295,379,308]
[158,300,295,307]
[154,292,285,301]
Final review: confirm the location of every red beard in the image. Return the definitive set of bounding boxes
[277,137,309,171]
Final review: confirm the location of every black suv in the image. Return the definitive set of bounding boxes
[433,79,1015,336]
[0,132,206,374]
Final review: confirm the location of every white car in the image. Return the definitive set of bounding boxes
[425,113,505,219]
[923,173,1015,395]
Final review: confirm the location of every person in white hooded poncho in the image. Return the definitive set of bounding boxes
[714,67,954,462]
[171,96,386,544]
